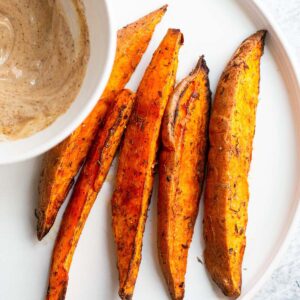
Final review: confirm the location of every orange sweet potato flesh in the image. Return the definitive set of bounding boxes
[112,29,183,300]
[46,89,136,300]
[158,56,211,300]
[36,5,167,240]
[203,30,266,298]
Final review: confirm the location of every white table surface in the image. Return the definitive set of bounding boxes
[256,0,300,299]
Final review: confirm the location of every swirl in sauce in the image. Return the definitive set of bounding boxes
[0,0,90,140]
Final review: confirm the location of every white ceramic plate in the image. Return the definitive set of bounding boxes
[0,0,299,299]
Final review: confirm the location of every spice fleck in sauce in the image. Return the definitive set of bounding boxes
[0,0,90,140]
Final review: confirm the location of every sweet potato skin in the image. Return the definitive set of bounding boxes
[37,99,109,239]
[46,89,136,300]
[36,5,167,240]
[103,4,168,100]
[203,30,266,297]
[112,29,183,300]
[158,57,211,300]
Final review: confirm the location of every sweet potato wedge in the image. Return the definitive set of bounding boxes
[203,30,266,297]
[112,29,183,300]
[158,56,211,300]
[36,5,168,240]
[46,89,136,300]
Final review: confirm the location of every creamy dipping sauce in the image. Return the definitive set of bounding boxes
[0,0,90,140]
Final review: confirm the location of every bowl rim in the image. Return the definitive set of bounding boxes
[0,0,116,165]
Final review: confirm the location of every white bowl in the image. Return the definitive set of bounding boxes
[0,0,116,165]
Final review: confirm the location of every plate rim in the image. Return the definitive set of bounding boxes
[240,0,300,299]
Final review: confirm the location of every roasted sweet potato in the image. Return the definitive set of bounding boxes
[158,56,211,300]
[112,29,183,300]
[46,89,136,300]
[36,5,168,240]
[203,30,266,297]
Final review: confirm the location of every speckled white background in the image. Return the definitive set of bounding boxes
[256,0,300,299]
